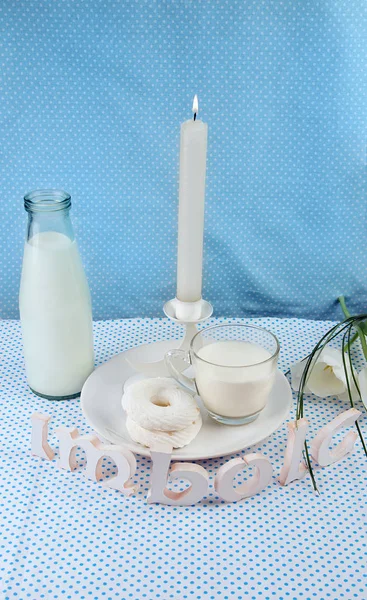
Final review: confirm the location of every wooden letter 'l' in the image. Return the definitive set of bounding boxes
[31,413,55,461]
[279,419,309,486]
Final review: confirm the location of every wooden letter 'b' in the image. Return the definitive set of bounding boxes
[147,443,209,506]
[55,426,138,495]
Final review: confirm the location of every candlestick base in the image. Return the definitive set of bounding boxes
[125,297,213,377]
[163,297,213,323]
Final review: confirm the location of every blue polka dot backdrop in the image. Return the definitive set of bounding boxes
[0,0,366,320]
[1,317,367,599]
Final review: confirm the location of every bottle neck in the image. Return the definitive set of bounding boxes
[26,209,75,243]
[24,189,75,243]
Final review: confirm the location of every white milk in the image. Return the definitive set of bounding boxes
[19,231,94,397]
[195,341,275,418]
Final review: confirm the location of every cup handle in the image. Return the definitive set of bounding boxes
[165,349,197,395]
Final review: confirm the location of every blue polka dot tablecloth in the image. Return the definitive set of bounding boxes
[1,317,367,600]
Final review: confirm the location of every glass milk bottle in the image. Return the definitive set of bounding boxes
[19,190,94,400]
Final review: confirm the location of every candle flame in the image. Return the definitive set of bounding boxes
[192,94,199,114]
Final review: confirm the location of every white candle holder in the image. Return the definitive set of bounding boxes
[125,297,213,377]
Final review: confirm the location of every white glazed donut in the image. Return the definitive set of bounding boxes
[125,414,202,449]
[122,377,200,432]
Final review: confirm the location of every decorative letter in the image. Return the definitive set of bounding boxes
[214,453,273,502]
[147,443,209,506]
[311,408,361,467]
[55,427,138,495]
[31,413,55,461]
[279,419,309,486]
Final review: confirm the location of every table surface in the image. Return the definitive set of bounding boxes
[1,317,366,600]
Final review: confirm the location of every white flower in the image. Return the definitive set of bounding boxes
[290,347,358,399]
[290,357,311,393]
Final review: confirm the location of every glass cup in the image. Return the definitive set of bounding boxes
[165,324,280,425]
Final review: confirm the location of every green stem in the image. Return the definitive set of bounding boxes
[338,295,351,318]
[341,326,367,458]
[356,420,367,455]
[356,322,367,362]
[343,331,358,353]
[346,325,360,400]
[338,296,367,361]
[303,442,319,494]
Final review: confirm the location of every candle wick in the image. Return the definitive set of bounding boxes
[193,113,197,121]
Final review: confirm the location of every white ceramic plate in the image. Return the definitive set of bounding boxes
[81,340,293,461]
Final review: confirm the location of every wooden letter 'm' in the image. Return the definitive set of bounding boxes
[55,426,138,495]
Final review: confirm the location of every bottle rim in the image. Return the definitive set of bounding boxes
[24,189,71,213]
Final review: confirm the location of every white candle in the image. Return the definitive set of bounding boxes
[176,95,208,303]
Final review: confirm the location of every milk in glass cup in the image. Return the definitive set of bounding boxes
[165,324,279,425]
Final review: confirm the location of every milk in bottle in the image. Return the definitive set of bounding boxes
[19,190,94,399]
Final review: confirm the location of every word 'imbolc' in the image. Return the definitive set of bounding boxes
[31,407,361,505]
